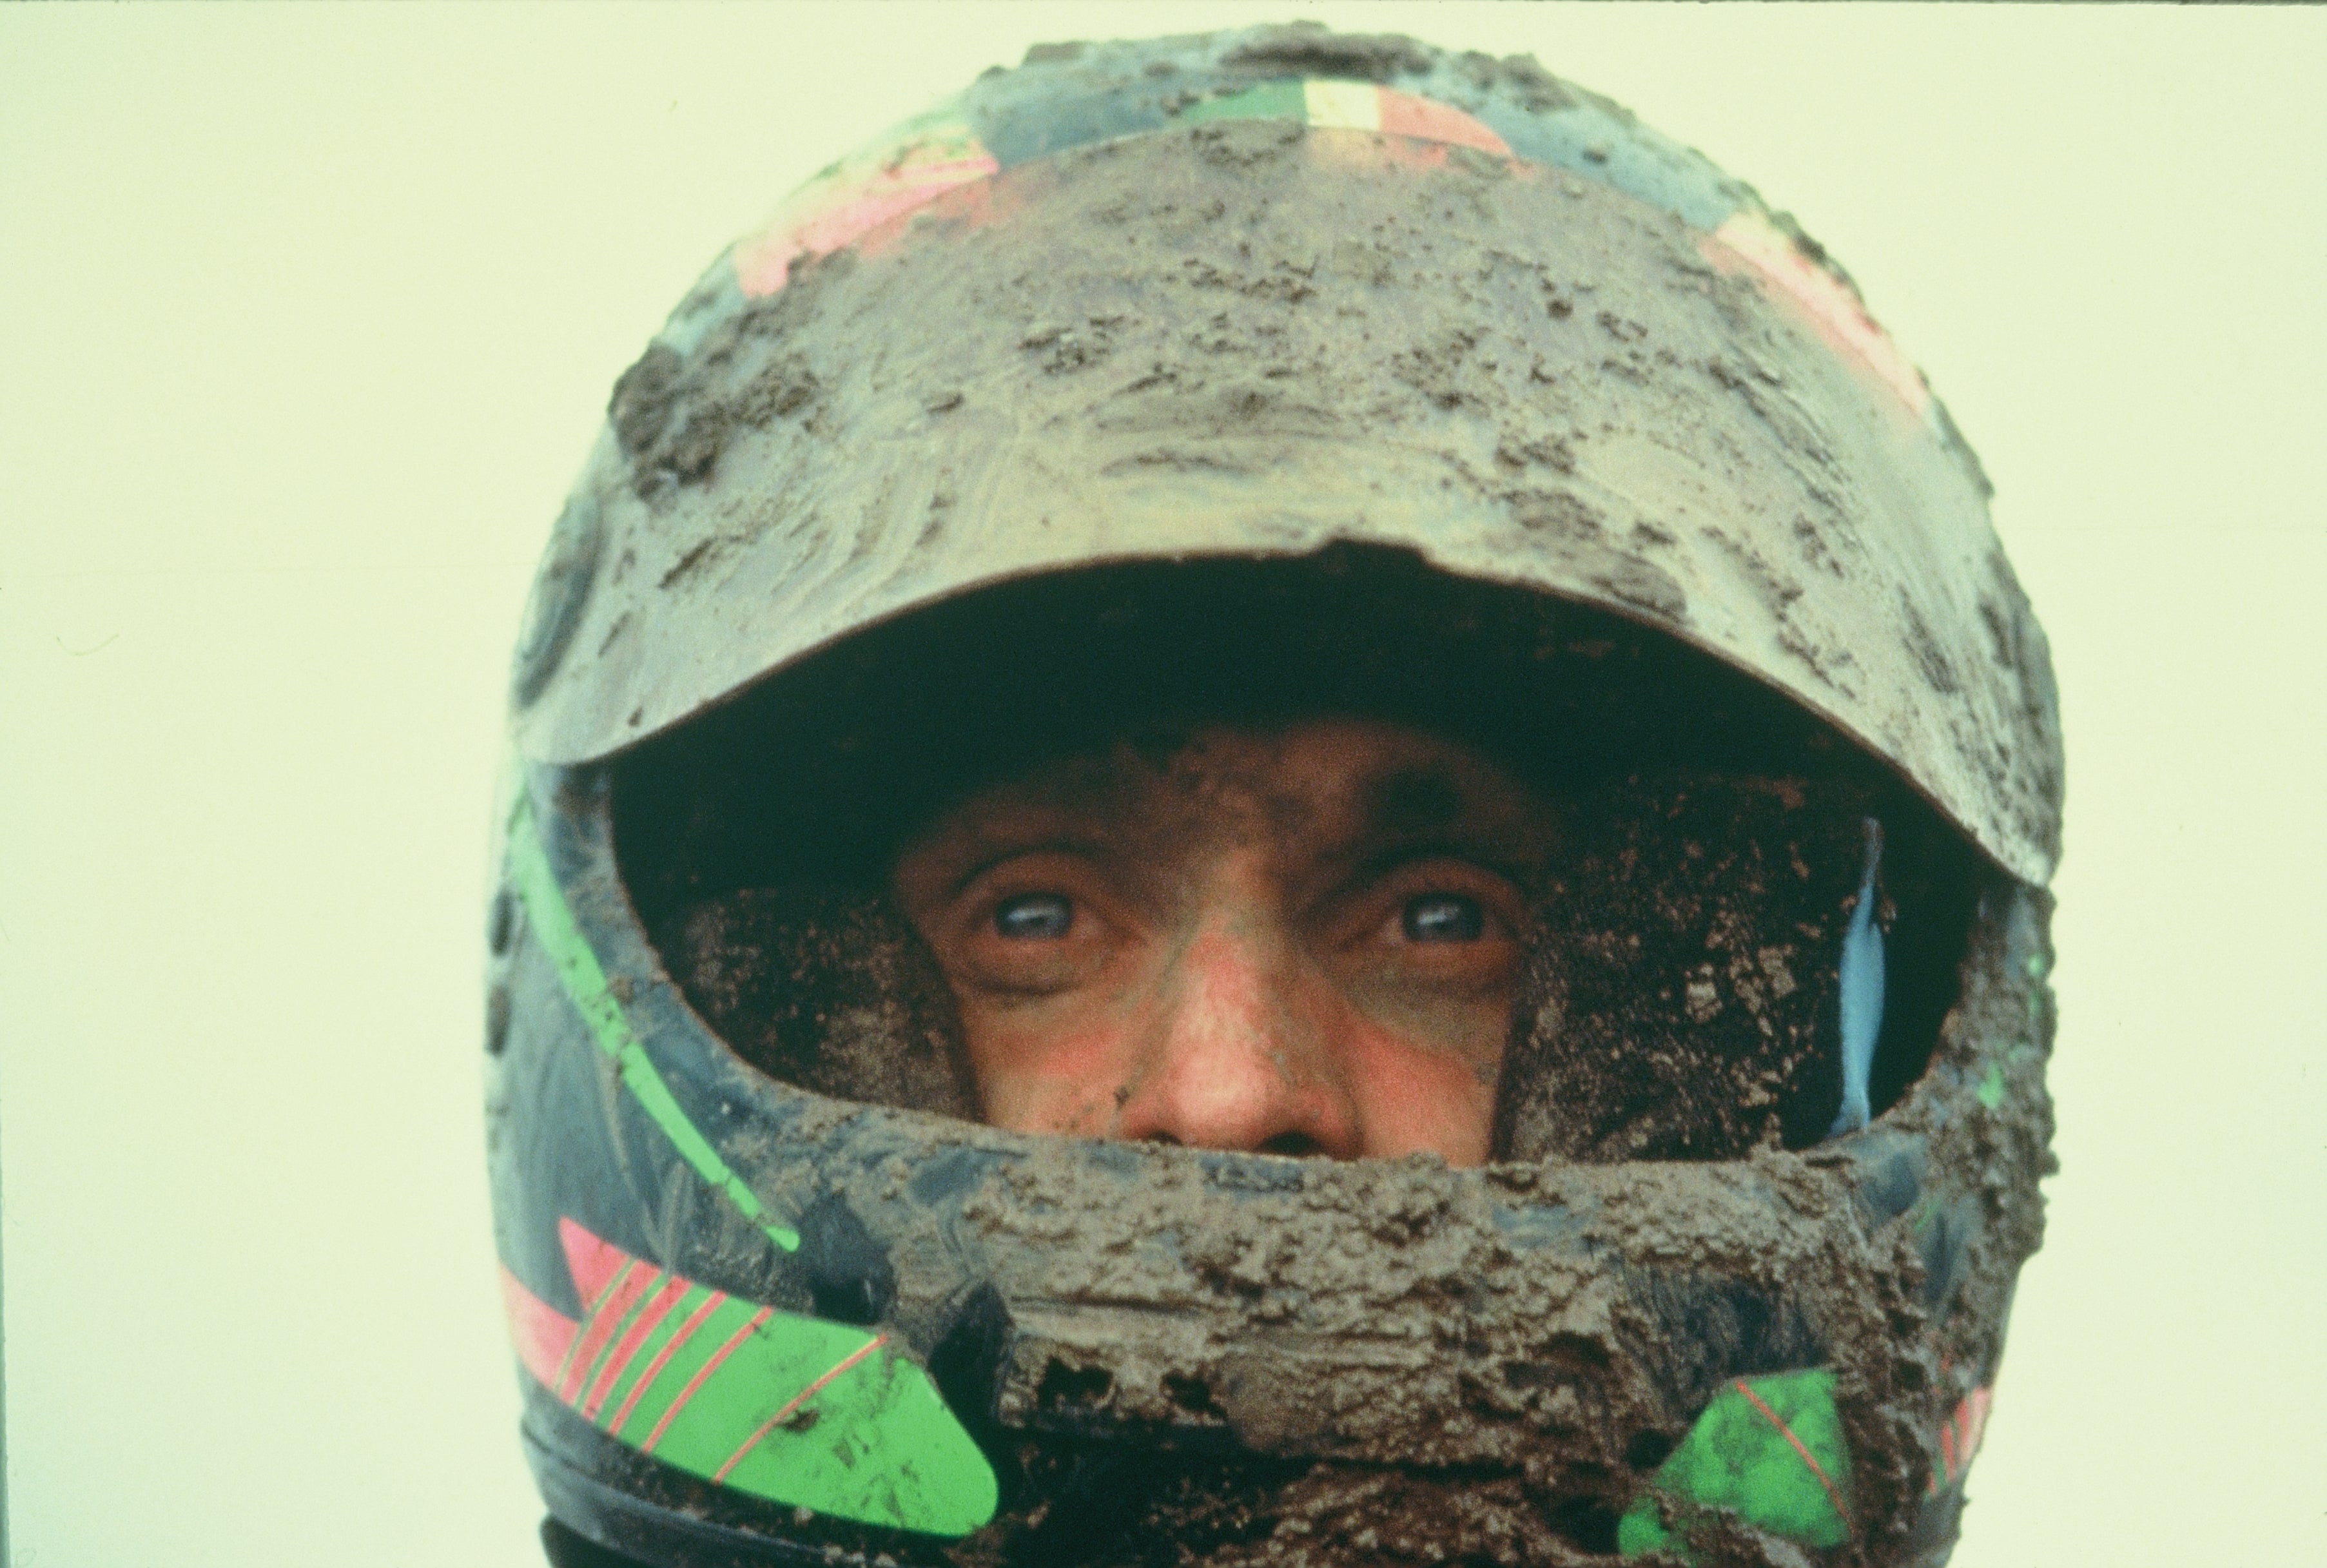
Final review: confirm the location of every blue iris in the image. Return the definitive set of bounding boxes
[1403,894,1484,942]
[995,893,1073,939]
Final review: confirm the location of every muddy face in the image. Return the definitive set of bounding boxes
[890,720,1559,1165]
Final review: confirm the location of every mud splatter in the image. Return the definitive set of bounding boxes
[663,887,977,1119]
[1221,24,1434,83]
[607,256,844,498]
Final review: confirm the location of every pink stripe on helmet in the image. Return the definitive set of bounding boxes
[499,1264,579,1391]
[582,1275,693,1420]
[1704,209,1931,418]
[1378,88,1510,155]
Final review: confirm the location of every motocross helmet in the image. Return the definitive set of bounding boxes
[487,24,2062,1568]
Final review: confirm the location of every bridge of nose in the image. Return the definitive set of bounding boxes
[1115,855,1362,1154]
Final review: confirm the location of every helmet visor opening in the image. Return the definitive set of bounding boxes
[610,548,1984,1159]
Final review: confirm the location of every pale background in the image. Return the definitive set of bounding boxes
[3,4,2321,1564]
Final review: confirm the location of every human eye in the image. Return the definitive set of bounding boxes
[940,857,1127,996]
[993,891,1075,940]
[1338,859,1523,956]
[1327,860,1524,1005]
[1399,892,1487,943]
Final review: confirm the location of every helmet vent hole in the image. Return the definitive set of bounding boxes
[930,1284,1013,1429]
[1037,1358,1115,1410]
[487,887,518,956]
[483,984,511,1057]
[1164,1371,1224,1417]
[795,1194,896,1326]
[1544,1491,1622,1554]
[1624,1428,1675,1472]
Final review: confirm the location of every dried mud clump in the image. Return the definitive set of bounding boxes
[1220,24,1435,83]
[663,887,977,1119]
[606,254,845,499]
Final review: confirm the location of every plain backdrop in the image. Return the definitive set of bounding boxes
[3,5,2322,1564]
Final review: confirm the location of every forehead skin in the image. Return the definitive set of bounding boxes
[895,719,1561,902]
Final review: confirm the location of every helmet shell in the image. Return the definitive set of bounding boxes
[507,27,2061,885]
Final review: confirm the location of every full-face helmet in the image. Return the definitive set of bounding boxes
[487,26,2061,1567]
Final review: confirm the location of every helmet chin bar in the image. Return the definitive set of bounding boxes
[488,760,2052,1566]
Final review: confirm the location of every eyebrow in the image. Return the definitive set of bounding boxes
[1330,764,1546,886]
[1332,829,1538,896]
[925,824,1115,900]
[1365,764,1472,835]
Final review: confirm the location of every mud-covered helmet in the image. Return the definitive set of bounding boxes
[487,24,2061,1568]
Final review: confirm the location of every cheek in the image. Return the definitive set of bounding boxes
[957,994,1140,1137]
[1332,995,1508,1165]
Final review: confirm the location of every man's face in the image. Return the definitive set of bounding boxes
[892,719,1557,1166]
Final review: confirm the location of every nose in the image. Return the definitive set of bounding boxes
[1109,905,1362,1159]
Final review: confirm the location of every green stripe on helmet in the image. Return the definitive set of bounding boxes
[531,1223,1000,1537]
[1178,78,1309,126]
[1619,1368,1854,1559]
[505,786,801,1253]
[599,1281,716,1437]
[649,1311,998,1536]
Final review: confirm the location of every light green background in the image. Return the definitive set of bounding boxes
[3,3,2321,1563]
